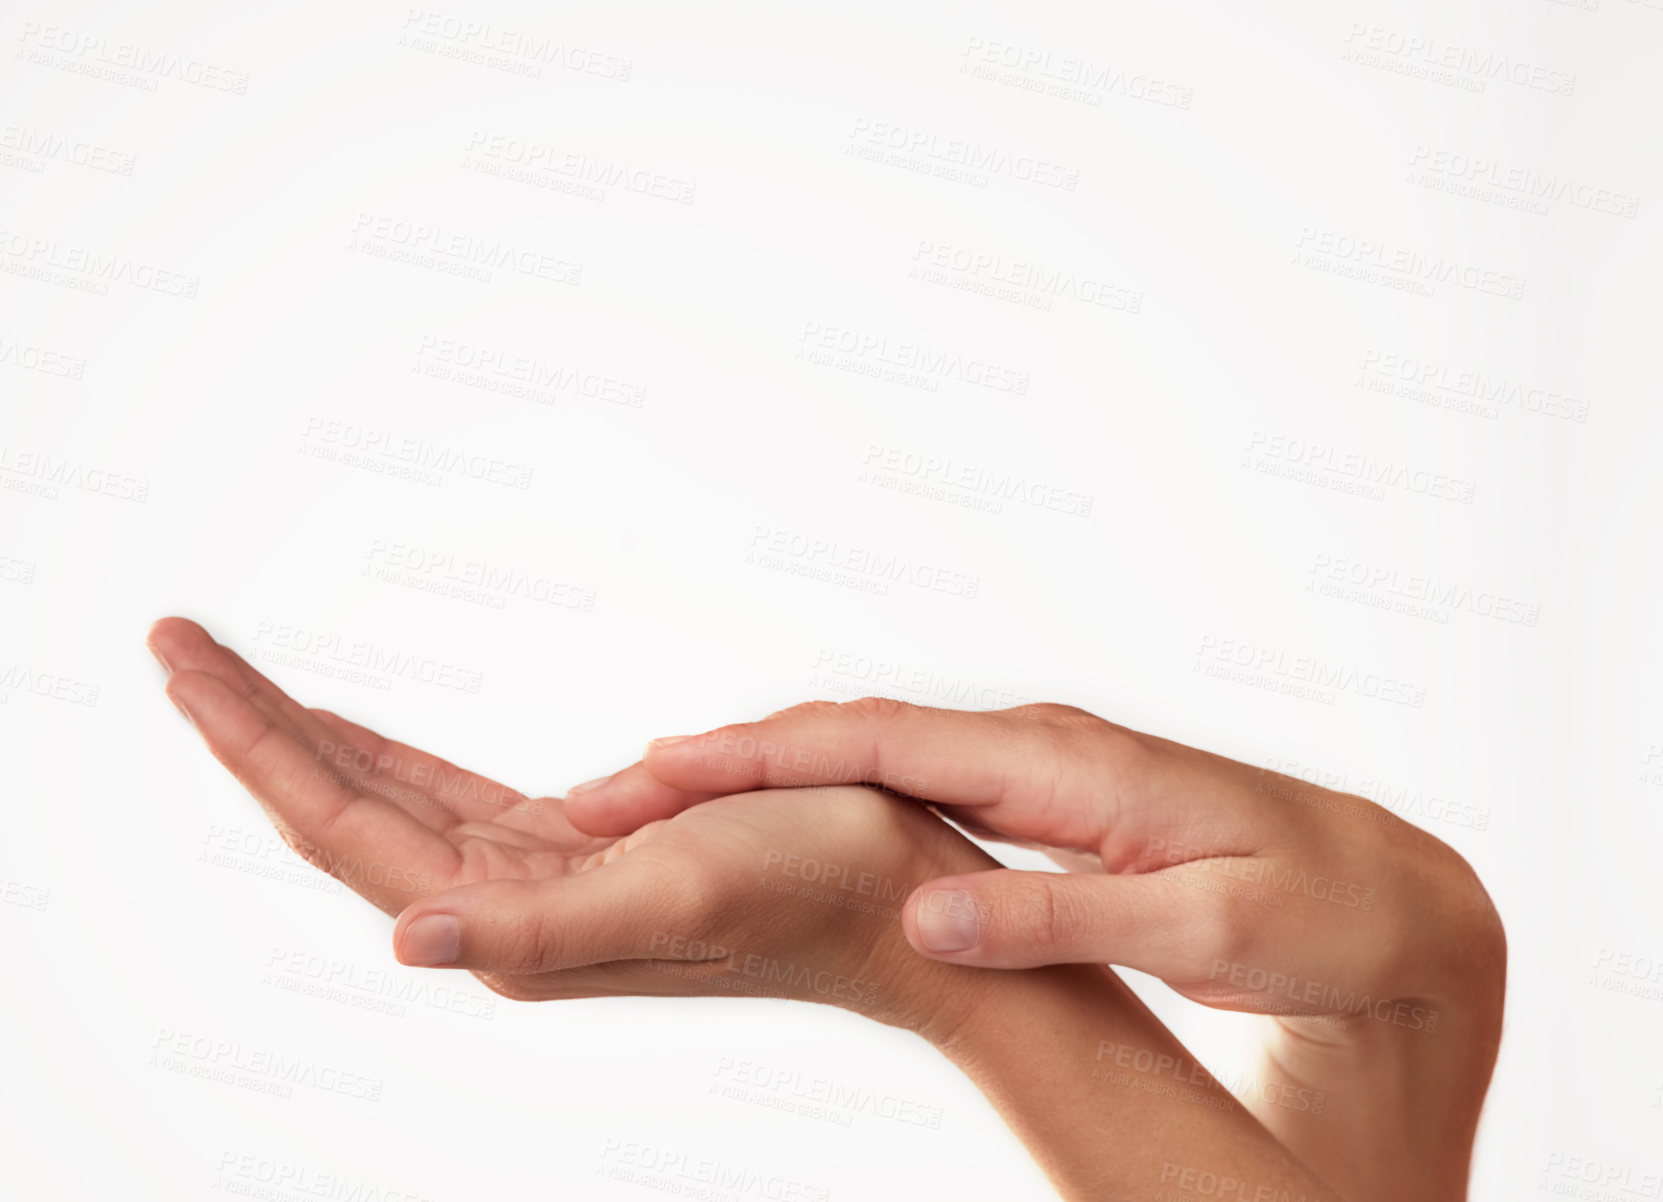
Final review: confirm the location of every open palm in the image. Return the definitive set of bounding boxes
[148,617,985,1014]
[150,617,614,918]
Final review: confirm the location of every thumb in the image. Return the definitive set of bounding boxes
[392,859,677,974]
[902,869,1216,979]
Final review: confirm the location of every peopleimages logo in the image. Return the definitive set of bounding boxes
[349,213,582,285]
[251,620,485,693]
[365,539,596,611]
[212,1153,437,1202]
[810,647,1034,710]
[1308,552,1540,627]
[1194,635,1428,709]
[0,229,199,298]
[1158,1161,1332,1201]
[959,37,1194,109]
[1357,349,1588,423]
[300,418,534,490]
[595,1139,829,1202]
[413,335,644,409]
[15,22,251,93]
[1145,837,1376,910]
[0,665,100,707]
[399,10,633,80]
[0,124,136,175]
[1206,961,1440,1032]
[0,335,86,379]
[712,1056,945,1129]
[1540,1153,1663,1200]
[646,932,879,1006]
[910,240,1143,312]
[1342,24,1576,96]
[1247,431,1477,504]
[149,1029,384,1101]
[847,117,1080,190]
[796,321,1031,394]
[861,444,1093,518]
[1295,227,1525,300]
[745,526,981,599]
[465,132,696,203]
[0,445,150,502]
[1409,147,1639,219]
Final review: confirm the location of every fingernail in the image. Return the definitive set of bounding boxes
[916,889,980,953]
[566,773,614,796]
[646,735,693,752]
[401,914,460,966]
[169,692,198,729]
[147,642,172,673]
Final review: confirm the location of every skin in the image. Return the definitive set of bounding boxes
[148,618,1344,1201]
[564,699,1508,1202]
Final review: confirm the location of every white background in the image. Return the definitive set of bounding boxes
[3,1,1661,1199]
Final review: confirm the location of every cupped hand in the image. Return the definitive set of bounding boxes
[147,620,997,1030]
[561,697,1506,1199]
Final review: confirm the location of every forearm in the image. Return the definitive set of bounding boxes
[919,963,1344,1202]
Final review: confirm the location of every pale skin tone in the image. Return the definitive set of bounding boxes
[564,700,1508,1202]
[149,618,1346,1201]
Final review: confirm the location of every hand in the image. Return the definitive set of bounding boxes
[148,623,1349,1202]
[146,620,996,1032]
[562,698,1506,1202]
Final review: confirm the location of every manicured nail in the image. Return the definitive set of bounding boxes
[646,735,693,752]
[566,773,614,796]
[916,889,980,953]
[401,914,461,966]
[147,642,172,673]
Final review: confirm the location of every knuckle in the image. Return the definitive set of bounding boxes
[1009,701,1098,727]
[1007,704,1130,780]
[679,867,737,938]
[1028,719,1087,767]
[1083,724,1156,825]
[762,699,841,721]
[1001,876,1077,956]
[843,696,918,723]
[1192,888,1250,968]
[640,853,732,946]
[495,881,557,973]
[1098,723,1153,777]
[508,908,554,974]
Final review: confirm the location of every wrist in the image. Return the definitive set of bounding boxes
[836,819,1009,1035]
[912,961,1344,1202]
[1261,944,1503,1202]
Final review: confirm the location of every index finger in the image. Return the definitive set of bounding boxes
[168,669,461,913]
[563,699,1147,847]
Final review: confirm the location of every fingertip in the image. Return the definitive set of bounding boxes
[904,879,985,959]
[641,733,699,765]
[148,615,207,639]
[562,789,635,837]
[146,616,200,669]
[395,911,462,970]
[563,762,705,836]
[395,911,461,967]
[163,668,219,727]
[163,666,217,697]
